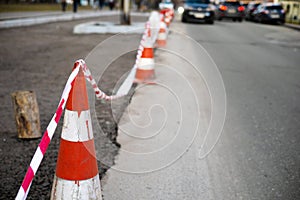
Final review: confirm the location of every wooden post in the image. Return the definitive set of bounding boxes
[11,91,41,139]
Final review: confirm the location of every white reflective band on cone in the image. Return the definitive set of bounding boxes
[61,110,94,142]
[51,174,102,200]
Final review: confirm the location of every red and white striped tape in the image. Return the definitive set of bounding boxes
[16,11,170,199]
[117,20,156,96]
[79,59,121,100]
[15,60,119,200]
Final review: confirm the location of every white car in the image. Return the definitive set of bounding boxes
[159,0,174,10]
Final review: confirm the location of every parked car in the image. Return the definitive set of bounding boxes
[215,1,245,22]
[253,3,285,24]
[245,2,260,21]
[178,0,215,24]
[159,0,174,10]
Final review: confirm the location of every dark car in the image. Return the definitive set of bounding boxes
[245,2,260,21]
[253,3,285,24]
[178,0,215,24]
[216,1,245,22]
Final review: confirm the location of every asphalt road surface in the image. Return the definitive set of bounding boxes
[184,20,300,200]
[102,20,300,200]
[176,20,300,199]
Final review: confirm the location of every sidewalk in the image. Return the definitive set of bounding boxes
[0,10,149,29]
[0,11,64,20]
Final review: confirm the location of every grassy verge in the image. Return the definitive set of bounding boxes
[0,3,93,13]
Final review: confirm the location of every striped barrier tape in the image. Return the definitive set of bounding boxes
[15,60,119,200]
[117,20,158,95]
[79,59,121,100]
[16,11,170,199]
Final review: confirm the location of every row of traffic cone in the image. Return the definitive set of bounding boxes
[135,9,174,83]
[16,10,175,200]
[51,9,174,200]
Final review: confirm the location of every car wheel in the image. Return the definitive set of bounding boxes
[218,17,222,21]
[181,16,187,23]
[238,18,243,22]
[233,18,237,22]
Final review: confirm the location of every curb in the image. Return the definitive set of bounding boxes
[73,21,146,34]
[0,11,149,29]
[284,23,300,31]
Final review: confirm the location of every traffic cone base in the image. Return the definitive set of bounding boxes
[51,174,102,199]
[156,39,167,47]
[135,68,155,83]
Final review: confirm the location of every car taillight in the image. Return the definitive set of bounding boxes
[262,10,269,14]
[238,6,245,12]
[219,5,227,11]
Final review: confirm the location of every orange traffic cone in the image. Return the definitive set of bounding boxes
[135,38,155,83]
[156,15,167,47]
[50,63,102,200]
[164,10,173,27]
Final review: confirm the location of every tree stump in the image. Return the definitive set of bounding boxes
[11,91,41,139]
